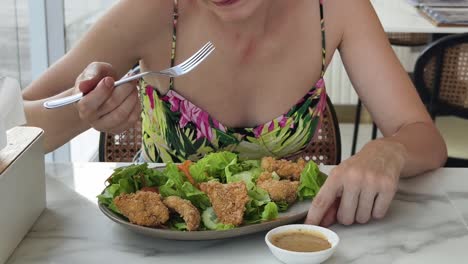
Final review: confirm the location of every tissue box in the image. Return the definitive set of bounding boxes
[0,127,45,264]
[0,77,27,151]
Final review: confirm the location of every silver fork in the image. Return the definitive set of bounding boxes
[43,41,215,109]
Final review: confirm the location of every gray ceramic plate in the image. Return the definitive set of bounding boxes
[99,199,310,241]
[98,164,311,240]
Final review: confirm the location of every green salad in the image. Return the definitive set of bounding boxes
[98,151,327,231]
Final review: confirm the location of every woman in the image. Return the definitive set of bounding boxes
[22,0,447,226]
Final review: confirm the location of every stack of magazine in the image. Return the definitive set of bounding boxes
[409,0,468,26]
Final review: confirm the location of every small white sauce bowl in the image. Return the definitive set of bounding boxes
[265,224,339,264]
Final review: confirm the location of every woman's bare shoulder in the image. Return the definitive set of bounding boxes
[68,0,176,70]
[321,0,379,48]
[326,0,383,42]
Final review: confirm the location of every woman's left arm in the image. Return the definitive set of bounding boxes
[339,0,447,175]
[306,0,447,226]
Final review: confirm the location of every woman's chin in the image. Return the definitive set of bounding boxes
[215,12,252,23]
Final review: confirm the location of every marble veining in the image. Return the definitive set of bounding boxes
[440,172,468,230]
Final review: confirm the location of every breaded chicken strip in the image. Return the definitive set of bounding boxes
[257,172,300,204]
[163,196,201,231]
[199,182,249,226]
[261,157,306,181]
[114,191,169,227]
[257,171,275,182]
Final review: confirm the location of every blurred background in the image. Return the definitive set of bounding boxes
[1,0,115,162]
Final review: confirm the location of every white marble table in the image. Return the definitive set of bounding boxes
[372,0,468,33]
[6,163,468,264]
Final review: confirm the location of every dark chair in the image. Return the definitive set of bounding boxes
[99,95,342,165]
[99,125,142,162]
[413,33,468,167]
[387,33,432,47]
[351,33,432,155]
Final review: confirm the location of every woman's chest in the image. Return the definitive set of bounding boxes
[143,44,324,129]
[140,4,332,128]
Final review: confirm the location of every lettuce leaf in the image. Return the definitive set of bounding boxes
[248,188,271,207]
[261,202,279,221]
[225,160,261,180]
[189,163,209,183]
[227,170,255,189]
[244,196,278,224]
[275,201,289,212]
[97,184,120,207]
[243,200,262,224]
[189,151,237,183]
[297,161,327,200]
[180,182,211,210]
[243,187,273,224]
[118,178,135,194]
[159,163,189,197]
[163,163,186,188]
[225,161,262,187]
[159,182,184,198]
[108,163,165,187]
[144,169,168,187]
[159,163,211,210]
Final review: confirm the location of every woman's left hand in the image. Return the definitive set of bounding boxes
[305,139,407,226]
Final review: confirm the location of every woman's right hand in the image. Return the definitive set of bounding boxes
[74,62,142,134]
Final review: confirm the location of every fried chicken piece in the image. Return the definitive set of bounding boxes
[114,191,169,227]
[199,181,249,226]
[163,196,201,231]
[258,171,274,182]
[261,157,306,181]
[257,172,300,204]
[261,157,278,172]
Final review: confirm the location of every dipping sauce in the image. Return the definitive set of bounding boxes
[270,230,332,252]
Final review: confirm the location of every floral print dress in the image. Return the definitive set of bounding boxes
[139,0,328,163]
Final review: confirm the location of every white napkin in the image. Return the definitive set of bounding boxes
[0,77,26,150]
